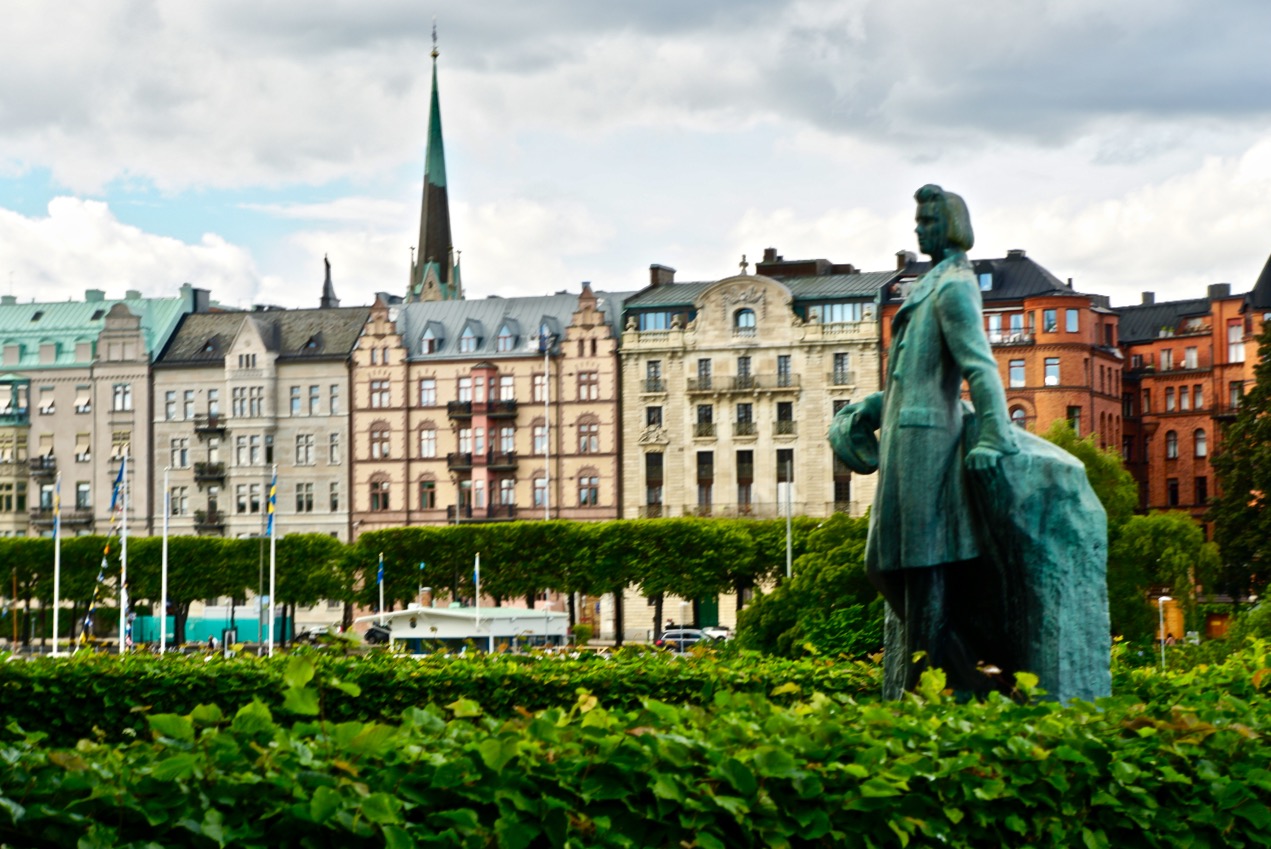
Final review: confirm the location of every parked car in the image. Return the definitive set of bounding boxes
[701,626,731,641]
[654,628,712,652]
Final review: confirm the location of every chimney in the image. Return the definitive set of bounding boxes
[1006,248,1027,260]
[1067,277,1073,288]
[1208,283,1232,300]
[895,250,917,270]
[1141,292,1155,305]
[649,264,676,287]
[85,289,106,302]
[763,247,778,263]
[0,295,15,306]
[125,289,142,300]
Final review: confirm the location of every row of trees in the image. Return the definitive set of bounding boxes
[0,517,820,646]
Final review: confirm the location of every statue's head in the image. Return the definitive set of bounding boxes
[914,184,974,259]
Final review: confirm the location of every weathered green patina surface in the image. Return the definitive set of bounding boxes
[830,185,1110,702]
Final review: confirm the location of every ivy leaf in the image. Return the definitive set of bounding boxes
[190,704,224,727]
[360,793,402,825]
[310,786,342,824]
[478,737,518,772]
[447,698,483,718]
[719,757,757,796]
[150,753,199,782]
[231,699,275,736]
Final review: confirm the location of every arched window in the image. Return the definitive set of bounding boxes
[497,324,516,352]
[734,309,756,336]
[1010,406,1027,428]
[421,327,438,354]
[1194,428,1207,458]
[1165,430,1178,459]
[459,326,478,353]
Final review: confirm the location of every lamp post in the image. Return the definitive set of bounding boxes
[1157,595,1173,671]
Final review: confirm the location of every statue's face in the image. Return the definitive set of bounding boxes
[915,202,947,258]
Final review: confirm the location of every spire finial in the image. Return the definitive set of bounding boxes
[431,18,438,59]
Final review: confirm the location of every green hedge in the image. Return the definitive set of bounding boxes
[0,649,881,746]
[2,648,1269,848]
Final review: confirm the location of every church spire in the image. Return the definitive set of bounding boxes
[408,23,462,302]
[320,254,340,309]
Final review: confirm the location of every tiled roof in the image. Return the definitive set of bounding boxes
[155,307,371,366]
[1114,298,1213,345]
[0,287,198,367]
[397,290,630,359]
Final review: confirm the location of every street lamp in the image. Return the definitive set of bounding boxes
[1157,595,1173,671]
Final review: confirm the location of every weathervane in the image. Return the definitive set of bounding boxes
[431,18,438,59]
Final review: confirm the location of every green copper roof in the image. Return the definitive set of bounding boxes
[0,286,201,368]
[426,59,447,189]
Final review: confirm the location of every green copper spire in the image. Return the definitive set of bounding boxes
[409,24,461,302]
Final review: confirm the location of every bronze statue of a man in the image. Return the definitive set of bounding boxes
[832,185,1111,701]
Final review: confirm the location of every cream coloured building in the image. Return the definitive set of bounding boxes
[614,251,899,640]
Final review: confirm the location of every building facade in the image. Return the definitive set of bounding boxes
[0,285,207,537]
[151,304,369,541]
[349,285,626,534]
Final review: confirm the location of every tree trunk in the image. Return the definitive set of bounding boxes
[174,601,191,646]
[736,580,746,616]
[22,596,31,648]
[653,593,664,641]
[691,598,701,628]
[568,593,576,629]
[526,592,536,609]
[613,589,624,647]
[342,601,353,632]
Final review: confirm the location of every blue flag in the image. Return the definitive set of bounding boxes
[52,475,61,538]
[108,453,126,514]
[377,552,384,585]
[265,472,277,536]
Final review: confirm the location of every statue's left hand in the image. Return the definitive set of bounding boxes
[965,445,1003,471]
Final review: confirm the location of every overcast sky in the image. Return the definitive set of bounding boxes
[4,0,1271,311]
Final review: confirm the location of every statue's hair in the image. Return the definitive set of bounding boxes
[914,184,974,251]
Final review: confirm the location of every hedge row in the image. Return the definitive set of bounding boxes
[2,651,1269,848]
[0,648,881,746]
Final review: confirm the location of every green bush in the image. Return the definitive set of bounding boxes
[1,648,1268,848]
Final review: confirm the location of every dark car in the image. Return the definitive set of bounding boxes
[654,628,711,652]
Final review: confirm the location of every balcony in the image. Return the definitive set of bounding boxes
[687,377,714,392]
[775,420,797,436]
[732,375,757,391]
[988,332,1036,347]
[486,399,518,418]
[639,504,664,519]
[828,370,855,386]
[28,456,56,479]
[447,401,473,419]
[194,461,226,482]
[29,507,93,528]
[734,421,757,437]
[194,509,226,533]
[193,414,226,436]
[447,504,518,522]
[447,451,474,471]
[487,451,518,471]
[642,378,666,393]
[694,422,716,438]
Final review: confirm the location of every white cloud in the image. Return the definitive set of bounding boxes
[0,198,262,305]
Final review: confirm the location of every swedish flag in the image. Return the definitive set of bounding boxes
[52,474,61,538]
[265,472,278,537]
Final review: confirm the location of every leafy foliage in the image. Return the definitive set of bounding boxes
[735,513,880,657]
[1108,511,1221,639]
[1212,320,1271,599]
[1040,420,1138,535]
[1,646,1269,848]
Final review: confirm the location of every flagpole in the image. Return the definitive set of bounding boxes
[161,466,170,654]
[475,551,485,650]
[118,447,129,655]
[267,464,277,657]
[543,336,551,521]
[378,552,385,626]
[51,472,61,658]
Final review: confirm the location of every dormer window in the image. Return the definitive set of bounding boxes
[459,326,478,353]
[421,327,438,354]
[734,309,756,336]
[496,323,516,352]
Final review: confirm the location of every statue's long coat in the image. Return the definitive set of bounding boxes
[865,252,1017,582]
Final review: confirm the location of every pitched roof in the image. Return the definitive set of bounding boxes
[398,290,630,359]
[155,307,370,366]
[0,287,199,367]
[1114,298,1213,344]
[623,271,896,311]
[1248,252,1271,310]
